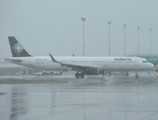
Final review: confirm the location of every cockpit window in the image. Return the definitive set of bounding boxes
[143,61,148,63]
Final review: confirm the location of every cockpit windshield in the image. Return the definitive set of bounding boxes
[143,61,148,63]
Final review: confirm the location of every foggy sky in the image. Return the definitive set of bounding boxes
[0,0,158,62]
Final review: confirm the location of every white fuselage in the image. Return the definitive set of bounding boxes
[5,56,154,72]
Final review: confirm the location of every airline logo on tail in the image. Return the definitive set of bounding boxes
[8,36,31,57]
[12,42,24,56]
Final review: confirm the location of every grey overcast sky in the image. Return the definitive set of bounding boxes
[0,0,158,61]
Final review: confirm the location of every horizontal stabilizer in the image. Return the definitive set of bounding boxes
[5,58,22,63]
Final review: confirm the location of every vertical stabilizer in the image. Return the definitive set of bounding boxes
[8,36,31,57]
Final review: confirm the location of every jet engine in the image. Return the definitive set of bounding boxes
[84,68,99,75]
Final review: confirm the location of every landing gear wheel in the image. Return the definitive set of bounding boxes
[75,72,85,78]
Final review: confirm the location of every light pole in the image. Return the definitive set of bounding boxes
[81,18,86,56]
[137,27,140,56]
[124,24,126,56]
[149,28,152,56]
[108,22,111,56]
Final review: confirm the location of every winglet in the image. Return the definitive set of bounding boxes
[49,53,59,63]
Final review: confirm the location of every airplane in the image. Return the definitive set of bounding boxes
[5,36,154,78]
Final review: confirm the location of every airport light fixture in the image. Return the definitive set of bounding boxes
[124,24,126,56]
[108,22,111,56]
[81,18,86,56]
[149,28,152,56]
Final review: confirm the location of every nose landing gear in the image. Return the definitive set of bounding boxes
[135,74,139,78]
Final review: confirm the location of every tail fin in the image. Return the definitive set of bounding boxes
[8,36,31,57]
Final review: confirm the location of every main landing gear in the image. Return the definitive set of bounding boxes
[75,72,85,78]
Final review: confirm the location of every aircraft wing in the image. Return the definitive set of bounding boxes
[49,54,99,71]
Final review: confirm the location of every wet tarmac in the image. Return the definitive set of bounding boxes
[0,72,158,120]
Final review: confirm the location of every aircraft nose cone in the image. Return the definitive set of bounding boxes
[150,63,154,70]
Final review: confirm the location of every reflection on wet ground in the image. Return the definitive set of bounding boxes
[0,72,158,120]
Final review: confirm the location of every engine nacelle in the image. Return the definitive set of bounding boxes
[84,68,99,75]
[155,65,158,72]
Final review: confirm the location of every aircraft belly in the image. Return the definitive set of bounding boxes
[109,63,136,71]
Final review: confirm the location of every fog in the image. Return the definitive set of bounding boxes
[0,0,158,62]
